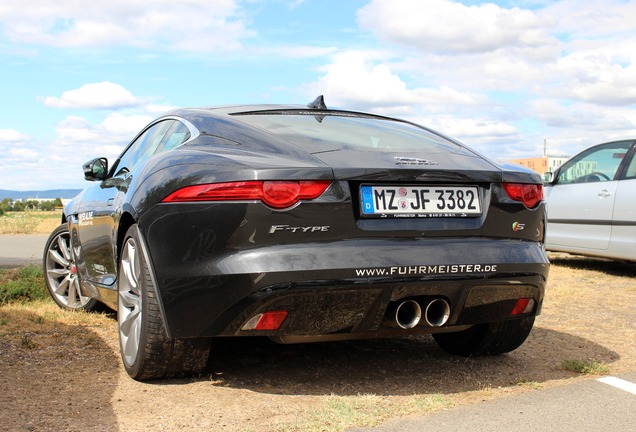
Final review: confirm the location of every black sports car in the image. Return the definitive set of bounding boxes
[43,96,549,380]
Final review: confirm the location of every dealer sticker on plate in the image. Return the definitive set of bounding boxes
[361,185,481,218]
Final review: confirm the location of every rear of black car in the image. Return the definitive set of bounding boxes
[138,108,548,357]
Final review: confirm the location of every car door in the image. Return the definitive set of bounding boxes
[75,119,177,286]
[608,145,636,258]
[545,141,632,251]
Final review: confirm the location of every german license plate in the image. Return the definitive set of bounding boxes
[360,185,481,218]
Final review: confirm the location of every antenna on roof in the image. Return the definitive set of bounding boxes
[307,95,327,110]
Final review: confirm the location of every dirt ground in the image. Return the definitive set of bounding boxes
[1,253,635,432]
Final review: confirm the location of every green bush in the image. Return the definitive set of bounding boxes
[0,265,48,305]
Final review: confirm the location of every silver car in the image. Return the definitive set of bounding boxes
[544,139,636,261]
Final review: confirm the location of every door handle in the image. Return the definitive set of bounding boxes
[107,198,115,206]
[598,190,612,198]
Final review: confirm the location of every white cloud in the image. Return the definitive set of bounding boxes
[43,82,142,109]
[540,0,636,39]
[38,113,152,188]
[0,129,30,142]
[425,117,520,141]
[357,0,555,54]
[101,113,154,137]
[552,49,636,106]
[0,112,154,190]
[0,131,44,190]
[1,79,175,189]
[52,113,152,159]
[306,51,482,115]
[356,0,636,107]
[0,0,254,52]
[531,100,636,131]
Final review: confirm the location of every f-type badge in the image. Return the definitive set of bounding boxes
[394,156,439,166]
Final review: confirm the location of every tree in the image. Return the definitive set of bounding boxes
[0,198,11,213]
[40,201,56,211]
[13,201,25,211]
[25,200,39,211]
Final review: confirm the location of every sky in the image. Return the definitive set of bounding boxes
[1,0,636,191]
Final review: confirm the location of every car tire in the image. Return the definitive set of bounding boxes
[432,317,535,356]
[117,225,211,380]
[43,224,99,311]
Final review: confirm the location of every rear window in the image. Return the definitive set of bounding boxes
[232,112,463,153]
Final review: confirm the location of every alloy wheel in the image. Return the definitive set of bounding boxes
[118,237,143,368]
[44,228,91,309]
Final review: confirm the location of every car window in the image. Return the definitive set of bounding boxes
[114,120,175,176]
[624,152,636,179]
[233,112,463,153]
[155,121,191,154]
[556,141,631,184]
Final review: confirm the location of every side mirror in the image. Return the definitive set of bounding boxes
[542,171,554,184]
[83,157,109,181]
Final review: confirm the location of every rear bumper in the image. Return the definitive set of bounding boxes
[144,235,549,338]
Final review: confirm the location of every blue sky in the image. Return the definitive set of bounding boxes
[1,0,636,190]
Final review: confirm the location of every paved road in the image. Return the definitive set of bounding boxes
[348,371,636,432]
[0,234,48,268]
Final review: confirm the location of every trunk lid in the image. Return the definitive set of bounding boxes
[312,149,502,183]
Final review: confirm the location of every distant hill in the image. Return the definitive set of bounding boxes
[0,189,82,200]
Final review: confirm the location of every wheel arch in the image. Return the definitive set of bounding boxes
[117,214,174,339]
[117,212,137,264]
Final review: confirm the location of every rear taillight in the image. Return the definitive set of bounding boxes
[510,298,534,315]
[241,310,288,331]
[502,183,543,209]
[162,180,332,209]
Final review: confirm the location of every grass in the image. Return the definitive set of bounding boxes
[20,334,37,349]
[516,380,542,390]
[280,394,452,432]
[0,265,48,305]
[0,212,60,306]
[0,211,61,234]
[561,359,610,375]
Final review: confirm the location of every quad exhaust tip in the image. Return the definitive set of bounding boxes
[388,298,451,329]
[424,298,451,327]
[395,300,422,329]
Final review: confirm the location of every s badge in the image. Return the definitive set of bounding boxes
[512,222,525,232]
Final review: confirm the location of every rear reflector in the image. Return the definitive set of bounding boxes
[241,310,288,331]
[162,180,331,209]
[503,183,543,209]
[510,298,534,315]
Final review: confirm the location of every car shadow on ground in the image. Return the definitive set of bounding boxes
[191,326,618,397]
[548,254,636,277]
[0,308,120,431]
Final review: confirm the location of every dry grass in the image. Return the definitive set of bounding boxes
[0,211,62,235]
[561,359,610,375]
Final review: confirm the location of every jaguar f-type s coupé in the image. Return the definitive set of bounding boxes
[44,97,549,380]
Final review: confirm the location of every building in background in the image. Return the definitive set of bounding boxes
[509,155,569,175]
[508,137,569,178]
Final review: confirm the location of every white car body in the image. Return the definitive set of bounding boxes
[544,139,636,261]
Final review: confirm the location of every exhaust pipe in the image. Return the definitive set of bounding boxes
[384,298,450,329]
[424,298,450,327]
[393,300,422,329]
